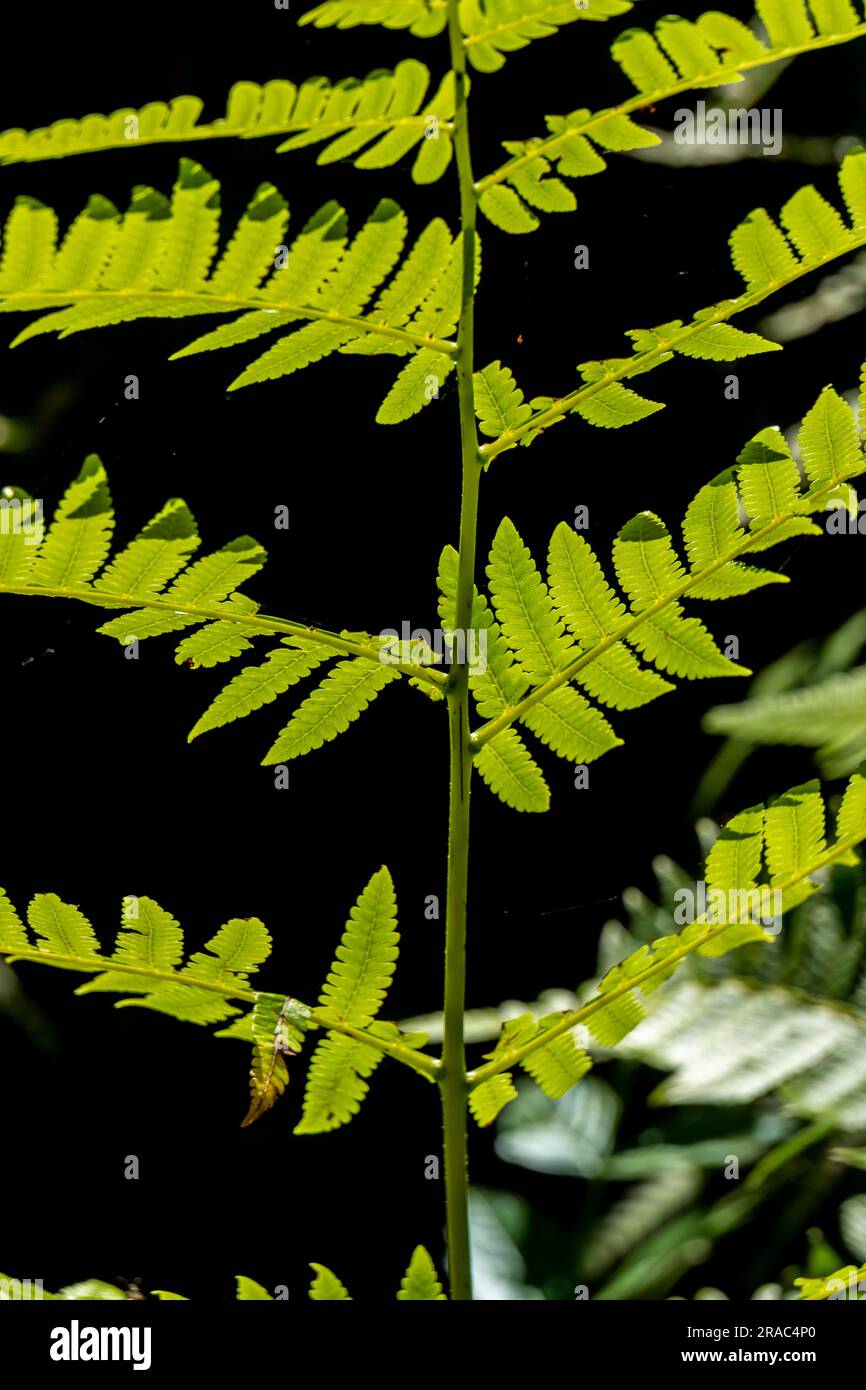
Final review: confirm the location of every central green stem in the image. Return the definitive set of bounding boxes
[440,0,482,1302]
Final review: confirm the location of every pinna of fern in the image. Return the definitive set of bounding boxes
[0,454,448,765]
[0,866,437,1133]
[1,369,863,808]
[455,376,866,812]
[0,159,475,423]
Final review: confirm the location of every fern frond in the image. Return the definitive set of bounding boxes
[0,878,438,1126]
[0,461,446,771]
[474,728,550,813]
[295,868,407,1135]
[481,154,866,457]
[0,163,462,406]
[0,64,456,185]
[397,1246,447,1299]
[477,8,866,232]
[468,770,866,1093]
[470,393,865,811]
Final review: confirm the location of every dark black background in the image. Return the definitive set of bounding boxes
[1,0,865,1301]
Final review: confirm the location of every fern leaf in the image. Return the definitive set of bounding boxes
[173,200,348,359]
[0,488,40,586]
[0,196,58,288]
[475,727,550,812]
[77,897,183,997]
[294,1032,385,1134]
[571,380,664,430]
[93,498,200,596]
[295,868,399,1135]
[376,347,456,422]
[0,889,29,953]
[612,514,747,678]
[396,1247,446,1300]
[27,894,101,960]
[838,770,866,844]
[262,659,398,764]
[520,1021,592,1097]
[189,643,334,740]
[29,455,113,587]
[764,781,826,911]
[519,685,621,763]
[242,993,309,1128]
[673,322,780,362]
[1,463,445,772]
[478,183,539,234]
[173,620,255,669]
[682,470,786,599]
[547,524,674,710]
[309,1264,353,1300]
[474,361,533,441]
[159,160,221,290]
[469,1072,518,1125]
[798,386,862,491]
[486,517,577,681]
[755,0,816,46]
[317,867,399,1027]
